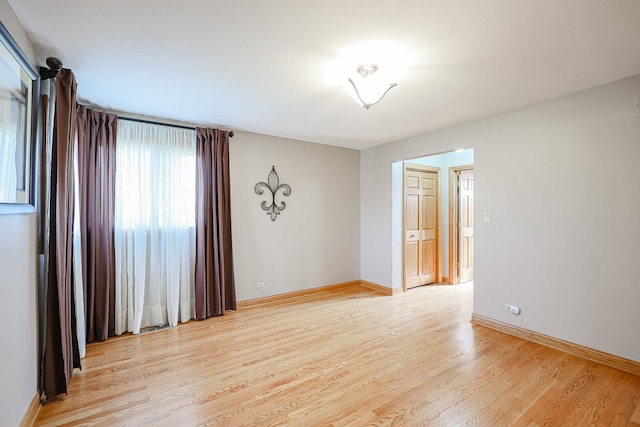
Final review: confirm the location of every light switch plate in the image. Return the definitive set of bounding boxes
[483,211,491,223]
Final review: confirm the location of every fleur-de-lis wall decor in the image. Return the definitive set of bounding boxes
[254,166,292,221]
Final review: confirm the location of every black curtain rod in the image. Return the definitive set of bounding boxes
[119,116,234,137]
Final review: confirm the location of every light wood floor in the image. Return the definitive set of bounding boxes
[36,283,640,426]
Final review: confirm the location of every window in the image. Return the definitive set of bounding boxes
[115,120,196,229]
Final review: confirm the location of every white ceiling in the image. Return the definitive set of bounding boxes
[9,0,640,150]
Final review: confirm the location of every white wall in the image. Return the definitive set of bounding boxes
[1,1,39,64]
[0,211,38,426]
[230,131,360,301]
[362,75,640,362]
[0,3,40,425]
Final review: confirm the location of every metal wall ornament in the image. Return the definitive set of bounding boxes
[254,166,291,221]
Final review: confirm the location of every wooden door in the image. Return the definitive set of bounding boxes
[458,170,474,283]
[404,164,440,289]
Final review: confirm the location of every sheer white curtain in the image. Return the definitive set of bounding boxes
[114,120,196,334]
[72,128,86,358]
[0,94,19,202]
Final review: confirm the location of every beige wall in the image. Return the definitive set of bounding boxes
[361,74,640,362]
[230,131,360,301]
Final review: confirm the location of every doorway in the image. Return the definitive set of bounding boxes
[394,148,474,291]
[448,165,474,284]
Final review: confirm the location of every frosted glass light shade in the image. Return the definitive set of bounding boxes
[346,64,397,110]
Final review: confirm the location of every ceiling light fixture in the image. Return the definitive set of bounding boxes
[347,64,397,110]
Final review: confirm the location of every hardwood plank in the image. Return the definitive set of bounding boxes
[359,280,394,295]
[20,391,41,427]
[472,313,640,376]
[237,280,361,309]
[35,283,640,426]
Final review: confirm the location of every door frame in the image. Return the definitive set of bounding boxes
[448,164,474,285]
[402,163,442,292]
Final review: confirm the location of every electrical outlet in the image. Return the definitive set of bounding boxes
[256,282,265,289]
[504,304,521,315]
[483,211,491,223]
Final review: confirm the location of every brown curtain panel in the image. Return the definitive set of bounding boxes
[194,127,236,319]
[43,69,81,401]
[76,106,117,342]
